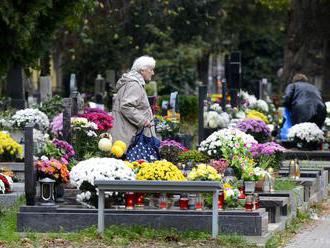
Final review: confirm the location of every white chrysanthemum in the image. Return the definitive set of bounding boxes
[70,157,136,189]
[288,122,324,143]
[11,108,49,130]
[210,103,222,113]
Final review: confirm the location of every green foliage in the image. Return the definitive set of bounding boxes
[178,149,210,164]
[36,95,64,120]
[274,178,298,191]
[0,1,95,76]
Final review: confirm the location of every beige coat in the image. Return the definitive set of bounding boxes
[111,70,155,147]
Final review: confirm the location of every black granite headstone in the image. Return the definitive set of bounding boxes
[7,65,26,109]
[63,98,72,143]
[24,124,36,205]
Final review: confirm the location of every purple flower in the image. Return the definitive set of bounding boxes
[250,142,285,158]
[236,119,270,136]
[160,139,188,151]
[52,139,76,161]
[51,113,63,136]
[84,107,109,115]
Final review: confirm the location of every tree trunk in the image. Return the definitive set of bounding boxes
[282,0,330,100]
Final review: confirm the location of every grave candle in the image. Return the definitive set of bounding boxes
[125,192,135,209]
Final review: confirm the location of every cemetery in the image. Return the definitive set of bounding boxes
[1,1,330,248]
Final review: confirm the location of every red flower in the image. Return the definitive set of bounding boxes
[79,112,114,131]
[0,174,11,193]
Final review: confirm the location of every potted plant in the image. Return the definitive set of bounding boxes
[70,157,136,208]
[287,122,324,150]
[236,119,271,143]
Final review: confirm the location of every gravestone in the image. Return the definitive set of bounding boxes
[40,76,52,102]
[7,65,26,109]
[24,124,36,206]
[229,51,241,107]
[95,74,105,96]
[63,98,72,143]
[198,85,207,143]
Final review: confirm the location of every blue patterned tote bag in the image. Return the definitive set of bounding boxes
[126,128,161,162]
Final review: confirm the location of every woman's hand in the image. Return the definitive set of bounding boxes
[144,120,152,127]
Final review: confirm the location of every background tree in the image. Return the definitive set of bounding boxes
[282,0,330,100]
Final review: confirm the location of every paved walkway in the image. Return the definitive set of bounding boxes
[284,215,330,248]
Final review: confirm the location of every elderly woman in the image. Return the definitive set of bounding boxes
[111,55,156,146]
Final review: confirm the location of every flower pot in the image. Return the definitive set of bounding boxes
[296,141,320,151]
[255,180,264,192]
[244,181,256,194]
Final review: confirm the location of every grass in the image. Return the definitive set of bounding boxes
[0,198,257,247]
[274,178,298,191]
[0,196,25,245]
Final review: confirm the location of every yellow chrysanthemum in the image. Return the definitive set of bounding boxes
[246,110,269,124]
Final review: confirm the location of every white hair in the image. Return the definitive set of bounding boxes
[131,55,156,71]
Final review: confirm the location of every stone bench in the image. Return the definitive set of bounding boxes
[94,180,221,238]
[259,196,289,223]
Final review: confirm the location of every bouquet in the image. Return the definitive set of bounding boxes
[10,108,49,130]
[71,117,99,159]
[246,110,269,124]
[0,173,14,193]
[288,122,324,146]
[187,164,221,181]
[242,165,266,181]
[35,158,70,184]
[155,115,180,139]
[204,111,230,129]
[136,160,186,181]
[223,183,241,208]
[211,159,229,174]
[249,99,269,114]
[236,119,271,143]
[42,139,76,164]
[0,131,23,162]
[250,142,285,161]
[160,140,187,163]
[199,128,257,159]
[79,112,113,131]
[70,158,135,207]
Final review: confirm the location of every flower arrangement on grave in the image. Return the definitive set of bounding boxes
[199,128,257,160]
[155,115,180,139]
[246,110,269,124]
[35,158,70,184]
[125,160,147,173]
[211,159,229,174]
[0,131,23,162]
[0,173,14,194]
[287,122,324,149]
[223,183,241,208]
[35,95,64,120]
[71,117,99,159]
[178,149,210,164]
[111,140,127,158]
[236,119,271,143]
[159,139,188,164]
[136,160,186,181]
[250,142,285,171]
[79,111,113,132]
[50,113,63,137]
[249,99,269,114]
[42,139,76,166]
[241,165,266,182]
[84,107,109,115]
[187,164,221,181]
[70,157,135,207]
[98,133,113,152]
[10,108,49,130]
[204,111,230,129]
